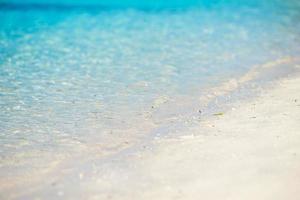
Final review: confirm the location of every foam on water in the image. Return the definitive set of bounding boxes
[1,0,300,196]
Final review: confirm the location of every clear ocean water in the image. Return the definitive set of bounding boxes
[1,0,300,196]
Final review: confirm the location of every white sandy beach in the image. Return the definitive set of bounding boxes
[136,75,300,199]
[79,73,300,200]
[1,73,300,200]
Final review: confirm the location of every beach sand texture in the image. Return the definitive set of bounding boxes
[125,74,300,200]
[2,72,300,200]
[75,73,300,200]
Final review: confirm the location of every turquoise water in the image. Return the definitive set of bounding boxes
[1,0,300,197]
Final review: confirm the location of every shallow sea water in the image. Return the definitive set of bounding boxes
[0,0,300,198]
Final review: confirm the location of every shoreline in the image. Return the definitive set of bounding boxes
[132,56,300,145]
[69,72,300,199]
[46,71,300,200]
[107,72,300,200]
[2,68,300,199]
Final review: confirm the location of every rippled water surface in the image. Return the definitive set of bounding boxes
[1,0,300,195]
